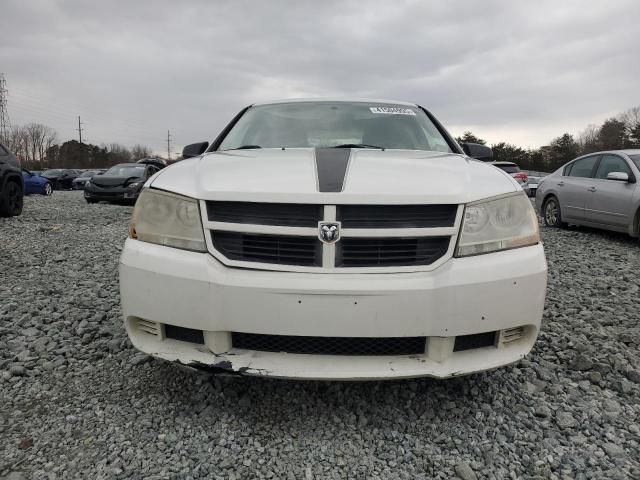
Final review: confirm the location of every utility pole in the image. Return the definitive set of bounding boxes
[0,73,11,142]
[77,116,85,166]
[167,129,171,161]
[77,116,83,144]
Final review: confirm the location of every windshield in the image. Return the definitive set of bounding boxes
[105,165,146,177]
[218,102,454,152]
[78,170,97,178]
[629,154,640,171]
[42,169,64,177]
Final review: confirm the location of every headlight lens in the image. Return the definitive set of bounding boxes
[129,189,206,252]
[456,192,539,257]
[128,181,142,189]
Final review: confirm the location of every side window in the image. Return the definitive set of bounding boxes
[595,154,631,179]
[563,163,573,176]
[0,144,8,156]
[568,156,598,178]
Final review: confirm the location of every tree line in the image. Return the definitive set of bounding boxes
[1,123,153,170]
[455,105,640,173]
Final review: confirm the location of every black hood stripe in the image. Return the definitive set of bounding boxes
[315,148,351,192]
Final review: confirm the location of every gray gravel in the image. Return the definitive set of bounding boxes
[1,192,639,479]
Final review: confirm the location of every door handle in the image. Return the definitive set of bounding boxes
[557,181,565,186]
[587,187,597,192]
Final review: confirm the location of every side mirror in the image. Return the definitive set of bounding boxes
[607,171,633,183]
[461,142,493,161]
[183,142,209,159]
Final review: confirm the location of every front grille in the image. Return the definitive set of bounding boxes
[338,204,457,228]
[337,237,450,267]
[232,333,426,356]
[207,201,322,227]
[212,231,321,266]
[205,202,459,271]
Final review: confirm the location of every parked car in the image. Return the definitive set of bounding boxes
[84,163,163,204]
[0,142,24,217]
[525,176,541,198]
[72,169,104,190]
[41,169,79,190]
[22,169,53,195]
[119,98,547,380]
[537,150,640,237]
[491,161,528,184]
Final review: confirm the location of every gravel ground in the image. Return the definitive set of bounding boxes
[1,192,639,480]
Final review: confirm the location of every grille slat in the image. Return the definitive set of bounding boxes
[232,333,426,356]
[337,237,449,267]
[213,231,321,266]
[338,205,457,228]
[207,201,322,227]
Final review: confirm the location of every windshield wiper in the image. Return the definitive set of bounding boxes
[225,145,262,151]
[332,143,385,150]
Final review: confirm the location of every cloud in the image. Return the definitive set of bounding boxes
[1,0,639,153]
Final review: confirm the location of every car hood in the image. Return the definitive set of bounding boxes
[150,148,519,204]
[92,175,142,187]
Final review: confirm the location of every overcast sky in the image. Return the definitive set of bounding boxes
[2,0,639,156]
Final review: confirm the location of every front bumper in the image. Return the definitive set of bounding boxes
[119,239,547,380]
[85,186,140,201]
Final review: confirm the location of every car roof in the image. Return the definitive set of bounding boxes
[491,161,517,166]
[579,149,640,156]
[252,98,418,107]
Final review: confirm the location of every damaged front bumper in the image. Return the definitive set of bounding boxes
[120,239,547,380]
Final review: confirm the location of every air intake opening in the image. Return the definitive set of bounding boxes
[453,331,497,352]
[232,333,426,356]
[164,325,205,345]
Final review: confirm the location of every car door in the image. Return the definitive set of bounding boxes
[21,169,36,194]
[584,154,636,227]
[557,155,600,221]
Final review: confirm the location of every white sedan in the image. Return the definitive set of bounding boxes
[119,99,547,380]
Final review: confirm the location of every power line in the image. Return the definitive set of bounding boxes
[0,73,11,141]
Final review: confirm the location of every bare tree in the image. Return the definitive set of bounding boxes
[131,144,152,160]
[577,124,601,154]
[25,123,57,166]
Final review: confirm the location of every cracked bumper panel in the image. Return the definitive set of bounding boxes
[119,239,547,380]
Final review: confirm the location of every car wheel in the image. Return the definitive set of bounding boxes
[0,179,24,217]
[86,198,98,204]
[543,196,565,228]
[44,182,53,196]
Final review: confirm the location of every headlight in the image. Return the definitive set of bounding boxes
[128,189,206,252]
[455,192,539,257]
[128,182,142,189]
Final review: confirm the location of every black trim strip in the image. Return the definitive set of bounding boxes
[208,105,252,152]
[315,148,350,192]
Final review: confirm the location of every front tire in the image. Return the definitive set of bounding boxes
[0,180,24,217]
[43,182,53,196]
[543,196,565,228]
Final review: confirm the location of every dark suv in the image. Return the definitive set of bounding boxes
[0,142,23,217]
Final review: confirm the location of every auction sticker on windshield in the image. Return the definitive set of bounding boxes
[369,106,416,115]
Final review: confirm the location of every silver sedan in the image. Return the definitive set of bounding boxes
[536,150,640,238]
